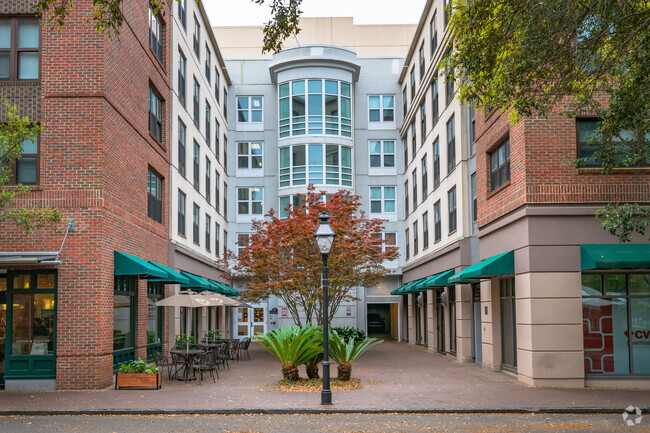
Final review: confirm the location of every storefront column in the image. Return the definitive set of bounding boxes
[135,279,148,361]
[480,279,501,371]
[427,289,436,352]
[407,293,416,345]
[456,284,473,362]
[516,272,584,387]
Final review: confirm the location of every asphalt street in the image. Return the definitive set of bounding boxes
[0,413,647,433]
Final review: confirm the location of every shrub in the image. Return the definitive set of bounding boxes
[118,358,158,374]
[175,333,196,347]
[332,327,366,344]
[328,330,382,381]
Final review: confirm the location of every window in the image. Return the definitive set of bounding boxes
[405,228,410,260]
[370,186,396,214]
[447,115,456,173]
[413,221,419,256]
[193,140,200,191]
[278,80,352,137]
[446,67,454,106]
[469,102,476,155]
[402,87,407,120]
[433,136,440,188]
[214,69,220,103]
[178,119,186,177]
[149,86,162,142]
[237,234,250,256]
[411,122,417,156]
[205,214,211,251]
[420,102,426,139]
[404,179,409,215]
[237,187,263,215]
[368,95,394,123]
[178,0,186,29]
[279,195,303,219]
[412,169,418,209]
[223,230,228,253]
[223,182,228,215]
[431,78,439,127]
[192,203,200,244]
[430,11,438,56]
[403,137,408,172]
[205,102,211,147]
[215,121,220,162]
[410,68,415,99]
[215,173,220,214]
[444,0,452,27]
[434,200,441,242]
[178,50,186,106]
[421,154,428,198]
[193,14,200,58]
[205,45,211,83]
[223,136,228,170]
[223,90,228,119]
[237,142,263,169]
[279,144,352,187]
[422,211,429,249]
[5,137,39,185]
[147,169,162,223]
[369,140,395,168]
[215,223,220,255]
[490,138,511,191]
[448,186,457,233]
[114,277,136,359]
[419,43,425,79]
[193,78,200,127]
[148,5,163,62]
[178,190,186,236]
[237,96,263,124]
[576,119,649,167]
[205,158,211,204]
[471,173,477,223]
[0,18,40,80]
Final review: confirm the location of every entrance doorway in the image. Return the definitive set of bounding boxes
[367,303,392,338]
[0,276,6,384]
[500,278,517,371]
[471,284,482,364]
[235,306,266,339]
[436,289,445,353]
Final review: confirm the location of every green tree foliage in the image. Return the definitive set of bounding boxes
[0,102,61,234]
[446,0,650,242]
[328,329,382,381]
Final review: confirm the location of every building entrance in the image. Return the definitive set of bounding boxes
[367,303,392,338]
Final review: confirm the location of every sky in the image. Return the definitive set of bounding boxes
[205,0,427,27]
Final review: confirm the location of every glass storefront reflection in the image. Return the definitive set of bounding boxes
[11,293,55,355]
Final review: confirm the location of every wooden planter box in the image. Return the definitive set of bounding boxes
[115,372,161,390]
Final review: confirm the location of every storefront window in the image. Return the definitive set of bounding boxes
[582,273,650,375]
[113,295,133,350]
[11,293,54,355]
[0,277,7,379]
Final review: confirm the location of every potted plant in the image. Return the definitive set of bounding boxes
[329,330,383,381]
[175,333,196,349]
[115,358,161,390]
[204,329,222,341]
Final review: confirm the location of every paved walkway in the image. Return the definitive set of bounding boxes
[0,341,648,413]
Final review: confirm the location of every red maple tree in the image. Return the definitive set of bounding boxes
[217,186,399,326]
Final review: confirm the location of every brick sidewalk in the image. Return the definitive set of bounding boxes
[0,341,648,413]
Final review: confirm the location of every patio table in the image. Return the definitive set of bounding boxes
[170,348,204,381]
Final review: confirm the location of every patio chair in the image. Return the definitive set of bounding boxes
[190,344,206,351]
[192,350,217,384]
[169,352,186,380]
[228,339,240,364]
[214,341,230,370]
[152,350,175,380]
[239,337,251,361]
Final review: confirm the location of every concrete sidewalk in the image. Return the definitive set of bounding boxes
[0,341,648,414]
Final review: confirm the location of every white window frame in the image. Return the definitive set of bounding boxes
[236,96,264,131]
[368,95,395,130]
[369,186,396,215]
[237,187,264,218]
[236,141,264,176]
[368,140,396,174]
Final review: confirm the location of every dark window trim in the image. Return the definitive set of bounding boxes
[5,132,40,186]
[149,85,163,144]
[147,167,163,224]
[0,17,42,81]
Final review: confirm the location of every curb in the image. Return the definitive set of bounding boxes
[0,408,645,416]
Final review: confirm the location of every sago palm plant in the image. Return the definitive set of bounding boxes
[253,324,322,381]
[328,330,383,381]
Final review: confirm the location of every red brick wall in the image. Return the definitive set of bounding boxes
[475,109,650,228]
[0,0,171,389]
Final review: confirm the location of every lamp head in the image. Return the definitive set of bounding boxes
[314,213,336,255]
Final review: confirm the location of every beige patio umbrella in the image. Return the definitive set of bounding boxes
[155,290,224,307]
[201,292,254,309]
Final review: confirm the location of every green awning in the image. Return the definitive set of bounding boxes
[581,244,650,270]
[390,279,425,295]
[448,250,514,283]
[148,261,190,284]
[180,272,213,290]
[114,251,167,279]
[414,269,457,290]
[208,280,239,296]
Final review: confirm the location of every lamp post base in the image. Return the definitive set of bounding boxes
[321,389,332,405]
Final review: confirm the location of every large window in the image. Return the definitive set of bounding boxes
[410,68,415,99]
[279,80,351,137]
[178,0,186,29]
[413,221,419,256]
[446,67,454,106]
[420,102,427,139]
[5,137,39,185]
[402,87,407,120]
[448,186,457,234]
[421,154,428,199]
[147,169,162,223]
[430,11,438,56]
[0,18,40,80]
[370,186,396,214]
[411,122,417,157]
[431,78,439,127]
[178,119,186,177]
[215,121,220,162]
[469,102,476,155]
[193,140,200,191]
[178,190,186,237]
[237,233,250,256]
[178,50,186,106]
[368,95,394,124]
[205,214,211,251]
[369,140,395,169]
[205,158,211,204]
[419,43,425,79]
[146,282,163,360]
[447,115,456,173]
[372,232,397,253]
[237,142,263,169]
[237,96,263,124]
[405,228,410,260]
[193,78,200,127]
[444,0,452,27]
[215,223,220,255]
[434,200,441,242]
[433,136,440,188]
[214,69,220,103]
[205,45,211,83]
[192,203,200,244]
[149,86,162,142]
[114,277,136,369]
[412,169,418,209]
[215,173,220,214]
[205,102,211,147]
[422,211,429,249]
[279,144,352,187]
[490,138,511,191]
[279,195,304,219]
[582,273,650,375]
[193,14,200,58]
[237,187,263,215]
[471,173,477,223]
[404,179,409,215]
[576,119,650,168]
[148,5,163,62]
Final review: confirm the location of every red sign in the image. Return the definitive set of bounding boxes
[281,306,289,317]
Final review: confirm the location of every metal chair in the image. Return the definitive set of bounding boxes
[192,350,217,384]
[169,352,186,380]
[152,350,175,380]
[239,337,251,361]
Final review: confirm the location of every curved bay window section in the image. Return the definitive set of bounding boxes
[279,144,352,188]
[279,80,351,138]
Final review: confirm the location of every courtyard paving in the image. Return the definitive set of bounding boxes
[0,341,648,413]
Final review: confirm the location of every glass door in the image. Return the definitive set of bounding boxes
[252,307,266,336]
[500,278,517,371]
[236,307,266,338]
[236,307,250,338]
[0,277,6,385]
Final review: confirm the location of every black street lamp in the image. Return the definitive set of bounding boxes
[314,212,336,405]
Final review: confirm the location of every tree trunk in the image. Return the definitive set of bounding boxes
[337,362,352,381]
[305,353,323,379]
[282,364,300,382]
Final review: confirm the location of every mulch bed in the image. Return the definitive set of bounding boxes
[275,378,363,392]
